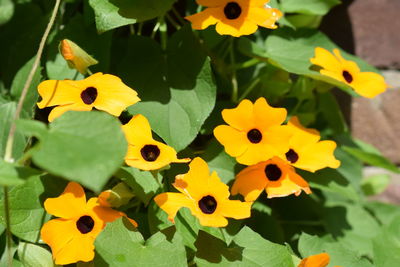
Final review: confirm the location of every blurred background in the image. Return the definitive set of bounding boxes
[321,0,400,203]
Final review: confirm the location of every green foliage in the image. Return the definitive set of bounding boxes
[0,0,398,266]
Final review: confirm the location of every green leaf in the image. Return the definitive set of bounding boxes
[30,111,127,192]
[95,218,187,266]
[16,119,47,140]
[195,226,295,267]
[10,56,42,115]
[115,166,162,205]
[18,242,54,267]
[361,174,391,196]
[281,0,341,15]
[0,102,27,159]
[111,0,176,22]
[119,26,216,151]
[342,140,400,173]
[373,216,400,267]
[366,201,400,225]
[298,233,373,267]
[0,175,67,242]
[0,0,14,25]
[0,159,42,186]
[317,92,348,134]
[88,0,136,33]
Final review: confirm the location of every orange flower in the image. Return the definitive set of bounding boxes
[154,157,252,227]
[280,117,340,172]
[186,0,282,37]
[232,157,311,201]
[40,182,137,265]
[298,253,333,267]
[310,47,387,98]
[121,114,190,170]
[214,97,291,165]
[37,72,140,122]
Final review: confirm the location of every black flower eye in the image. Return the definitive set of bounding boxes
[285,149,299,164]
[81,87,98,104]
[224,2,242,20]
[140,145,161,162]
[247,129,262,144]
[342,70,353,83]
[264,164,282,181]
[198,195,217,214]
[76,215,95,234]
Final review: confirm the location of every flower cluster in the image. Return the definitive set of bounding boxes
[214,97,340,201]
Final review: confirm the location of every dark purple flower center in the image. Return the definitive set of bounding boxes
[264,164,282,181]
[224,2,242,20]
[76,215,95,234]
[140,145,160,162]
[247,129,262,144]
[342,71,353,83]
[285,149,299,163]
[81,87,98,104]
[198,195,217,214]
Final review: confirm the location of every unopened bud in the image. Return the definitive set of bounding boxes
[98,183,134,208]
[59,39,98,74]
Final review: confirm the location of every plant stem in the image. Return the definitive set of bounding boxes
[159,17,168,51]
[172,6,186,25]
[3,0,62,265]
[165,13,181,30]
[229,38,238,103]
[238,77,261,101]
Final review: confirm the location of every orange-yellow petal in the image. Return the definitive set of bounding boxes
[232,164,268,201]
[53,232,96,265]
[37,80,82,109]
[196,213,229,227]
[351,71,387,98]
[185,8,221,30]
[253,97,287,131]
[48,103,92,122]
[221,99,255,131]
[83,73,140,116]
[266,170,311,198]
[219,199,252,219]
[213,125,248,157]
[122,114,153,143]
[44,182,86,219]
[298,253,330,267]
[333,49,360,74]
[247,6,281,29]
[40,218,77,261]
[215,17,258,37]
[310,47,342,73]
[196,0,226,7]
[154,192,193,223]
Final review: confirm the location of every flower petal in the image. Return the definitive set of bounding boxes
[216,17,258,37]
[44,182,86,219]
[154,192,193,223]
[213,125,248,157]
[310,47,342,73]
[196,213,228,227]
[87,73,140,116]
[247,6,281,29]
[232,164,268,201]
[37,80,82,109]
[293,140,340,172]
[185,8,221,30]
[253,97,287,131]
[122,114,153,144]
[53,232,96,265]
[299,253,330,267]
[48,103,92,122]
[351,71,387,98]
[266,171,311,198]
[333,49,360,74]
[196,0,226,7]
[221,99,255,131]
[40,218,77,261]
[219,199,252,219]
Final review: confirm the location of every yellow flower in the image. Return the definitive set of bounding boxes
[310,47,387,98]
[59,39,98,75]
[121,114,190,171]
[40,182,137,265]
[298,253,332,267]
[37,72,140,122]
[214,97,291,166]
[280,117,340,172]
[185,0,282,37]
[231,157,311,201]
[154,157,252,227]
